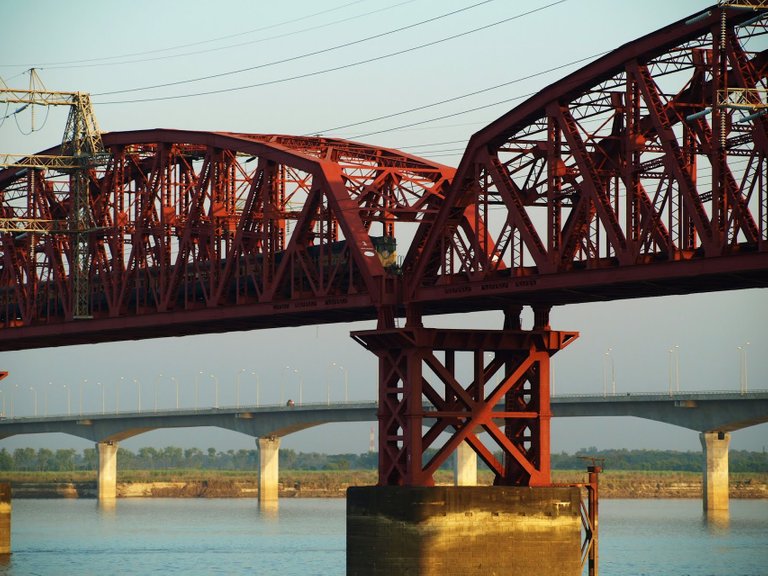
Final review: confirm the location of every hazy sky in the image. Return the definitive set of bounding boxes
[0,0,765,456]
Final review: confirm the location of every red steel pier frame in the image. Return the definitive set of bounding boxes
[354,306,578,487]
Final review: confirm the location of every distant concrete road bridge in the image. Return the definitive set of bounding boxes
[0,402,375,501]
[1,390,765,505]
[553,390,768,512]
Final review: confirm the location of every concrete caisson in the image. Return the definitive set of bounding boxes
[700,431,730,511]
[0,483,10,555]
[97,441,118,501]
[257,436,281,503]
[347,485,583,576]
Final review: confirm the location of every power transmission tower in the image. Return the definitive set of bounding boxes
[0,69,107,318]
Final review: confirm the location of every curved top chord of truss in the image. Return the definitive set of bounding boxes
[227,132,455,227]
[0,129,456,349]
[407,3,768,314]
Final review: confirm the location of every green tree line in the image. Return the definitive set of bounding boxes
[0,446,765,473]
[552,447,768,472]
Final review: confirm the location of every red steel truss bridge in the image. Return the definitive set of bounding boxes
[0,4,766,487]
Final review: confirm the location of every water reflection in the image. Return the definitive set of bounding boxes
[258,499,279,519]
[97,498,117,514]
[704,508,730,532]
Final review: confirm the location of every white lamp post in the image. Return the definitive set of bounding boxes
[738,342,750,394]
[117,377,123,415]
[236,369,245,408]
[292,368,303,406]
[172,376,179,409]
[133,377,142,412]
[331,362,349,402]
[80,379,86,416]
[29,386,37,417]
[195,371,203,411]
[668,345,680,394]
[63,384,71,416]
[211,373,220,408]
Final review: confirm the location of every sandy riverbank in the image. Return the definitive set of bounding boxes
[5,471,767,499]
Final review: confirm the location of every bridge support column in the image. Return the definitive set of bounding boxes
[353,321,578,486]
[258,436,280,503]
[454,441,477,486]
[700,431,730,511]
[350,312,583,575]
[96,441,118,500]
[0,483,10,555]
[348,486,583,576]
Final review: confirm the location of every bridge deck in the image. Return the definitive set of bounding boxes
[1,391,765,442]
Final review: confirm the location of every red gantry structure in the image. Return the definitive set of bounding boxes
[0,4,766,491]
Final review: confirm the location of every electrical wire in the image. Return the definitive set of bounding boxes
[0,103,28,121]
[400,139,467,150]
[1,0,371,68]
[12,104,51,136]
[94,0,504,98]
[349,91,536,140]
[311,49,606,136]
[30,0,418,70]
[95,1,570,106]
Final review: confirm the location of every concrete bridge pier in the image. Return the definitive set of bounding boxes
[700,431,730,512]
[348,486,583,576]
[0,483,10,555]
[454,441,477,486]
[257,436,280,503]
[96,441,118,500]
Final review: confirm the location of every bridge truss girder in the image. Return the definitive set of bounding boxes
[407,5,768,310]
[0,130,454,348]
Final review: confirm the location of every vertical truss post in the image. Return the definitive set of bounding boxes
[353,310,577,487]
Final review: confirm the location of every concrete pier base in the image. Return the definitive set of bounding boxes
[97,441,118,501]
[453,442,477,486]
[0,483,10,555]
[700,431,730,511]
[258,436,280,503]
[347,486,583,576]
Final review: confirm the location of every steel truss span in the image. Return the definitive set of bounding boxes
[406,5,768,315]
[0,130,454,349]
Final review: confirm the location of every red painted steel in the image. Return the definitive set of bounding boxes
[0,5,766,488]
[367,4,766,487]
[405,6,767,316]
[353,309,578,487]
[0,130,454,348]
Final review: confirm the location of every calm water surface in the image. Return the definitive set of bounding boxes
[1,498,766,575]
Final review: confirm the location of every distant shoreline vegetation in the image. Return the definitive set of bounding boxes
[0,446,765,473]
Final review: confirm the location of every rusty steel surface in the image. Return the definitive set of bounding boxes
[405,5,768,315]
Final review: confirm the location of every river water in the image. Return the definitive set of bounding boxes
[1,498,766,575]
